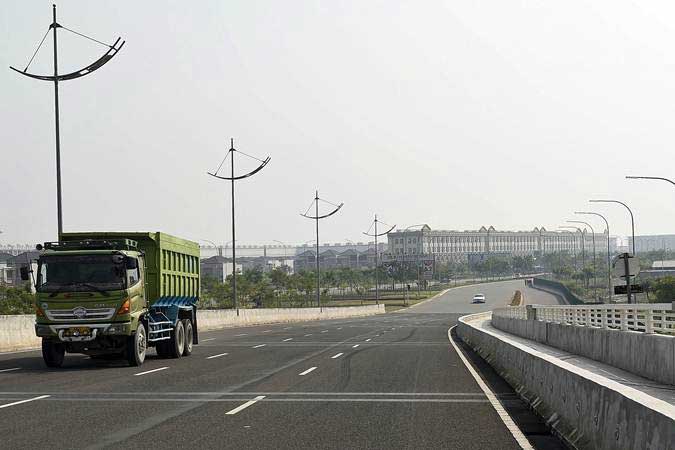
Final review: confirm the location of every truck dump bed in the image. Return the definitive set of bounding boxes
[60,232,200,306]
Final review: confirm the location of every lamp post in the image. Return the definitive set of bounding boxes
[575,211,612,302]
[300,191,343,311]
[208,139,271,316]
[560,226,586,270]
[558,227,579,268]
[363,215,395,304]
[589,199,635,255]
[568,220,597,298]
[11,5,125,240]
[200,239,222,257]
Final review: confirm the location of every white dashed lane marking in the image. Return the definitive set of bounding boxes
[206,353,229,360]
[0,395,50,409]
[352,344,360,348]
[225,396,266,415]
[0,368,20,373]
[282,338,293,342]
[253,344,266,349]
[134,367,169,376]
[331,353,344,359]
[299,367,317,376]
[201,338,216,342]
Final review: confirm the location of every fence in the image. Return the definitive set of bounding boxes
[494,303,675,336]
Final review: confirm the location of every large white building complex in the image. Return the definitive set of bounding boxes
[386,225,609,262]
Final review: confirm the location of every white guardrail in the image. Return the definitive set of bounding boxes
[494,303,675,336]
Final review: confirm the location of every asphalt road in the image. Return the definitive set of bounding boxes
[0,280,565,449]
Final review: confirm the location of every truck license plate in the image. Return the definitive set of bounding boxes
[64,327,92,337]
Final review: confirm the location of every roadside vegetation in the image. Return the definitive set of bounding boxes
[0,284,35,314]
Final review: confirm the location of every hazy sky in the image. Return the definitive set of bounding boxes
[2,1,675,246]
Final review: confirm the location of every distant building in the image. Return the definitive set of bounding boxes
[293,248,378,272]
[638,260,675,280]
[386,225,606,263]
[629,235,675,253]
[2,251,39,292]
[200,256,243,283]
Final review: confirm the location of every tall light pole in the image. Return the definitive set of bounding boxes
[560,226,586,269]
[558,227,579,268]
[300,191,343,311]
[589,199,635,255]
[200,239,222,257]
[575,211,612,302]
[11,5,125,239]
[208,139,271,315]
[363,215,395,304]
[568,220,597,298]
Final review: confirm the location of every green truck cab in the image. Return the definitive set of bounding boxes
[26,232,200,367]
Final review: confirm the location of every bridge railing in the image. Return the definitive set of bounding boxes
[494,303,675,336]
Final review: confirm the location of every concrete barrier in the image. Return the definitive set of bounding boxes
[0,315,41,352]
[0,304,385,353]
[197,304,385,331]
[457,313,675,450]
[532,277,584,304]
[491,314,675,386]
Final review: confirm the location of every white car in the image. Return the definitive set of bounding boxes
[472,294,486,304]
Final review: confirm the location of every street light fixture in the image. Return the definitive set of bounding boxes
[626,175,675,187]
[589,199,635,255]
[363,215,396,305]
[558,225,586,270]
[575,211,612,302]
[11,5,125,239]
[568,220,597,298]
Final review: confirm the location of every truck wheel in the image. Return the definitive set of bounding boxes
[168,320,185,358]
[182,319,193,356]
[42,338,65,368]
[126,323,147,367]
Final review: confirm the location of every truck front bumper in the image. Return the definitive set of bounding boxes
[36,322,132,341]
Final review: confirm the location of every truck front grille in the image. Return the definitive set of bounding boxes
[45,307,116,321]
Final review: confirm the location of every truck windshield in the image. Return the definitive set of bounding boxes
[37,255,125,293]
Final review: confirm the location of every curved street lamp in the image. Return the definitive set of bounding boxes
[589,199,635,255]
[568,220,597,298]
[626,175,675,187]
[575,212,612,301]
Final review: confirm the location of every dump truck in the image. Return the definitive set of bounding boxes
[23,232,200,367]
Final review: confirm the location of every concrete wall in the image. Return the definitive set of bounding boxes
[197,304,385,331]
[491,315,675,386]
[0,305,385,353]
[0,315,40,352]
[457,314,675,450]
[532,277,584,304]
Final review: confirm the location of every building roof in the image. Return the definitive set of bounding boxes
[652,260,675,269]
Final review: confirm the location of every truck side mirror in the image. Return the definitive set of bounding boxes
[20,266,30,281]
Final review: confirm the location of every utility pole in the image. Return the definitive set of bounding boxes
[300,191,343,311]
[11,5,124,240]
[208,139,270,315]
[363,215,395,304]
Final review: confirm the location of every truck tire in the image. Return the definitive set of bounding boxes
[182,319,193,356]
[42,338,65,368]
[168,320,185,358]
[126,323,147,367]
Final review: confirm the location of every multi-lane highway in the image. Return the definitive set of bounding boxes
[0,280,565,449]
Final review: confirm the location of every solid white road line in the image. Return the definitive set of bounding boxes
[0,395,50,409]
[201,338,216,342]
[206,353,229,360]
[225,395,266,415]
[352,344,360,348]
[282,338,293,342]
[299,367,317,376]
[253,344,266,348]
[331,353,344,359]
[448,326,533,450]
[133,367,169,376]
[0,368,20,373]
